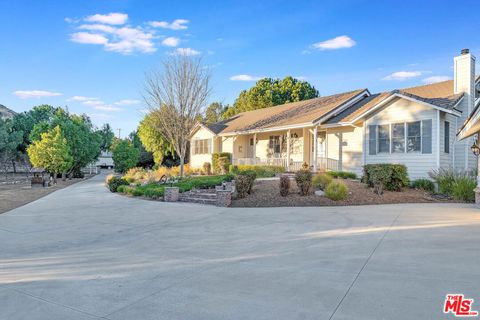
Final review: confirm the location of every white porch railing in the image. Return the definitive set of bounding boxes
[317,157,339,171]
[233,157,339,172]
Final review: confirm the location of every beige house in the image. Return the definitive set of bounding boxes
[190,49,480,179]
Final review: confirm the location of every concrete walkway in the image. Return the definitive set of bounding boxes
[1,173,479,319]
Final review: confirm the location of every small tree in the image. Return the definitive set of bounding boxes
[144,55,211,177]
[204,102,223,124]
[0,118,23,179]
[137,112,174,165]
[112,140,139,173]
[27,126,73,182]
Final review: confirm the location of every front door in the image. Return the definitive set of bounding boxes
[310,131,326,164]
[247,137,255,158]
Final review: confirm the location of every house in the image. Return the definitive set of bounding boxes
[0,104,16,119]
[190,49,480,180]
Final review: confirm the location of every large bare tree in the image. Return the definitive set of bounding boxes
[143,55,211,177]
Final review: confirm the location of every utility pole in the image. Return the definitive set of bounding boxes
[117,128,121,139]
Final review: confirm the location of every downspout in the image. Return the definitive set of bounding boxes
[437,110,441,169]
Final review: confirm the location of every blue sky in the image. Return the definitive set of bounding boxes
[1,0,478,135]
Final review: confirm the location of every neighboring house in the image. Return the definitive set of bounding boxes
[190,49,479,179]
[94,151,114,169]
[0,104,16,119]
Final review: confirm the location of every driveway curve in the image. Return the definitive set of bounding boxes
[1,173,479,319]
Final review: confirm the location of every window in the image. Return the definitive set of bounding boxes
[444,121,450,153]
[249,138,254,146]
[391,123,405,153]
[192,139,211,155]
[368,120,432,155]
[378,124,390,153]
[269,136,281,154]
[407,121,421,152]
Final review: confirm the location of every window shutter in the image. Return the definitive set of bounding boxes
[422,119,432,154]
[444,121,450,153]
[368,125,377,155]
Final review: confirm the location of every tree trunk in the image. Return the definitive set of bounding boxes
[179,156,184,177]
[62,173,66,181]
[12,160,16,173]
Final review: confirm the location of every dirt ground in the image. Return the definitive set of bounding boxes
[0,176,94,214]
[231,178,458,207]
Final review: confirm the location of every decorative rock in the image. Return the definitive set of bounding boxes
[164,187,179,202]
[314,190,325,196]
[216,190,232,207]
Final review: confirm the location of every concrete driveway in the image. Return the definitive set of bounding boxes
[1,173,479,320]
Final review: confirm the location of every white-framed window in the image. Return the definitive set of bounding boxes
[368,119,432,155]
[268,136,281,154]
[444,121,450,153]
[192,139,211,155]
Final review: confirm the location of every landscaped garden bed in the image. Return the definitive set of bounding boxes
[231,178,458,207]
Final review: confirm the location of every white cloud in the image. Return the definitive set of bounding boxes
[422,76,451,84]
[85,13,128,25]
[81,100,121,112]
[172,47,201,56]
[312,35,356,50]
[149,19,189,30]
[230,74,264,81]
[162,37,180,47]
[94,105,121,112]
[114,99,141,106]
[13,90,62,99]
[68,95,99,101]
[78,24,116,33]
[70,32,108,44]
[383,71,423,81]
[104,26,156,54]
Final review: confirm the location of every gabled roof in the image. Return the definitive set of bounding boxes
[327,80,464,124]
[208,89,366,135]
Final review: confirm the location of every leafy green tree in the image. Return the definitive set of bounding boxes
[129,130,154,168]
[11,105,57,153]
[204,102,224,124]
[27,126,73,181]
[222,76,319,119]
[112,139,139,173]
[137,112,175,165]
[29,108,102,175]
[0,118,23,178]
[98,123,115,151]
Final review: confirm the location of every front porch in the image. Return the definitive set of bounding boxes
[226,127,340,172]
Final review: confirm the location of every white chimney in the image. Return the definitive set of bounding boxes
[454,48,476,114]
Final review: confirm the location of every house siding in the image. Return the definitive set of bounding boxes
[364,98,439,180]
[439,112,455,169]
[189,127,215,168]
[325,125,364,175]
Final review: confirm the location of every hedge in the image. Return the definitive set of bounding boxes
[362,164,409,192]
[212,152,232,174]
[229,164,285,178]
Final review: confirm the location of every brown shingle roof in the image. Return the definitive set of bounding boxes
[329,80,464,124]
[213,89,366,134]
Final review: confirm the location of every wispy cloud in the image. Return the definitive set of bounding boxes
[13,90,62,99]
[84,13,128,25]
[162,37,180,47]
[383,71,423,81]
[422,76,451,84]
[312,35,356,51]
[69,13,157,54]
[149,19,189,30]
[114,99,141,106]
[171,47,201,56]
[67,96,99,101]
[230,74,264,81]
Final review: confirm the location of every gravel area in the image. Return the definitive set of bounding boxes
[231,178,458,207]
[0,176,95,214]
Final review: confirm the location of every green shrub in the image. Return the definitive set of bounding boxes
[212,153,232,174]
[452,177,476,202]
[231,165,285,178]
[143,188,164,199]
[235,175,251,199]
[411,179,435,192]
[295,169,313,196]
[279,175,290,197]
[124,167,146,183]
[117,185,127,193]
[132,188,144,197]
[363,164,409,192]
[325,181,348,201]
[312,173,333,190]
[428,168,471,196]
[123,186,135,195]
[107,176,129,192]
[328,171,357,179]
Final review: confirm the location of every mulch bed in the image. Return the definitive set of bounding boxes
[231,178,459,207]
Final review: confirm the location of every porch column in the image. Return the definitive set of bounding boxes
[313,126,318,172]
[253,133,257,165]
[286,129,291,171]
